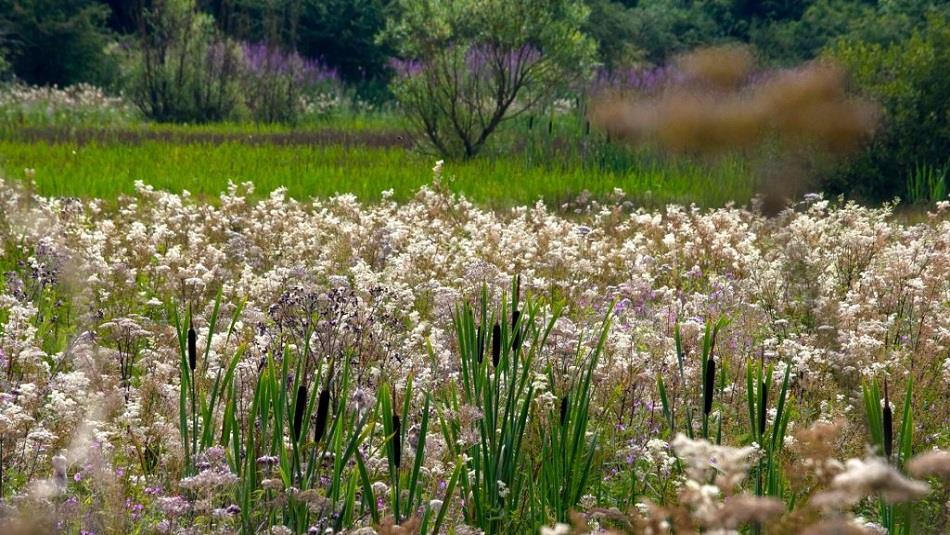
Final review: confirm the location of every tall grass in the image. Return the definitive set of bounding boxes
[0,139,756,208]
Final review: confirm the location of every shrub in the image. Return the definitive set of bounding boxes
[122,0,244,123]
[825,14,950,200]
[384,0,596,158]
[239,42,342,124]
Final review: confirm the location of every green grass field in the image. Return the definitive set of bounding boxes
[0,137,755,208]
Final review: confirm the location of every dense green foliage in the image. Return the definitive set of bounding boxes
[2,0,945,88]
[0,0,115,85]
[826,14,950,200]
[584,0,949,68]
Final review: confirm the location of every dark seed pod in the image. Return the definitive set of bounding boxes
[560,395,569,426]
[703,358,716,416]
[392,415,402,468]
[759,381,768,435]
[313,389,331,444]
[511,309,522,352]
[476,326,485,363]
[883,379,893,459]
[187,322,197,372]
[293,385,307,443]
[491,322,502,367]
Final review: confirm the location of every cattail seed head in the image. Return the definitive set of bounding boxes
[491,322,501,367]
[703,357,716,415]
[560,395,569,426]
[313,389,330,444]
[511,309,523,352]
[476,326,484,363]
[187,323,197,372]
[883,379,893,459]
[293,385,307,443]
[759,381,768,435]
[392,415,402,468]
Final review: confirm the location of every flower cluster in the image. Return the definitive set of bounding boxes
[0,83,139,127]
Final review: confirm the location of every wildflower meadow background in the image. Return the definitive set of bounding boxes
[1,1,949,534]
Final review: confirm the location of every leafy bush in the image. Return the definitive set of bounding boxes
[384,0,596,158]
[121,0,244,123]
[825,14,950,200]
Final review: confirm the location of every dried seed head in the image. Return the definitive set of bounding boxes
[907,450,950,482]
[759,381,768,435]
[314,389,331,444]
[293,385,307,443]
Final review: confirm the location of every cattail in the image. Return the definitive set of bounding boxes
[560,395,569,426]
[187,322,197,371]
[883,379,893,459]
[476,326,485,363]
[313,389,330,444]
[759,381,768,435]
[293,385,307,443]
[491,322,501,367]
[703,357,716,415]
[392,415,402,468]
[511,309,523,351]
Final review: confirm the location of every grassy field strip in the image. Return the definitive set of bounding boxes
[0,140,755,207]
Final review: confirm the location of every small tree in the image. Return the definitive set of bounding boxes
[384,0,596,158]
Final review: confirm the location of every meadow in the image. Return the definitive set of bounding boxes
[0,169,949,534]
[1,7,949,533]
